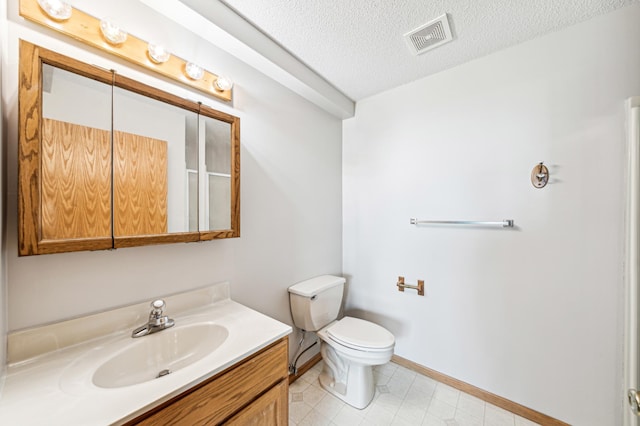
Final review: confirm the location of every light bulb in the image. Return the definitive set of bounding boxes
[37,0,72,20]
[185,62,204,80]
[213,75,234,91]
[148,43,170,64]
[100,20,127,45]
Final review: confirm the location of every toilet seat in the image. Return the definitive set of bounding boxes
[326,317,394,352]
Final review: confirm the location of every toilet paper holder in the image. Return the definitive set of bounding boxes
[397,276,424,296]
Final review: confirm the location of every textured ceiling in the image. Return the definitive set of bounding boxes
[217,0,638,101]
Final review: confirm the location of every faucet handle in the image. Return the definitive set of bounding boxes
[150,299,166,314]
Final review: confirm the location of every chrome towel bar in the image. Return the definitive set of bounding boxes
[410,218,514,228]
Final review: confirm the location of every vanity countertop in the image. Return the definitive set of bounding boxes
[0,297,292,425]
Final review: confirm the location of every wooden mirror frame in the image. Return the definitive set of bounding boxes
[18,40,240,256]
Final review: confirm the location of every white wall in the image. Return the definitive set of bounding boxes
[2,0,342,362]
[343,4,640,425]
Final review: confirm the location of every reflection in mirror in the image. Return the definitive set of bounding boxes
[186,114,199,232]
[112,86,198,236]
[41,64,112,240]
[200,114,232,231]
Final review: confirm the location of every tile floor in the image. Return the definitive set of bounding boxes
[289,361,541,426]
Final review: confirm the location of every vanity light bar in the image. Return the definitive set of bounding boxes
[20,0,232,102]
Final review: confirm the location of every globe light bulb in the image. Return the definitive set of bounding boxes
[185,62,204,80]
[37,0,72,20]
[213,75,234,91]
[100,20,128,45]
[147,43,170,64]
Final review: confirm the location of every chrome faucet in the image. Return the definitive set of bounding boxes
[132,299,175,338]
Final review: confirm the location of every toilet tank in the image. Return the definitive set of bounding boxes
[288,275,345,331]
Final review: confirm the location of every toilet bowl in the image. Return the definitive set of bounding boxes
[316,316,394,408]
[288,275,395,409]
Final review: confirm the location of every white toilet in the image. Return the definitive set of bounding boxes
[288,275,395,409]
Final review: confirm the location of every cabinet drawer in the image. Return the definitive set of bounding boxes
[134,338,288,425]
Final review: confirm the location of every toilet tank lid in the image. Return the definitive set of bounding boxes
[288,275,346,297]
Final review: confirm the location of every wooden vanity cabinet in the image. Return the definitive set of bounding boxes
[128,337,289,426]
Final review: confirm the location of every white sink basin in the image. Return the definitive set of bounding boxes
[92,323,228,388]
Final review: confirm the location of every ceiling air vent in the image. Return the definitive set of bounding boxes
[404,13,453,55]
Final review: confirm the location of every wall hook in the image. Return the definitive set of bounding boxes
[531,162,549,188]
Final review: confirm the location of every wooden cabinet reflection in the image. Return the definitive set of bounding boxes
[41,118,111,240]
[114,131,168,236]
[42,119,169,240]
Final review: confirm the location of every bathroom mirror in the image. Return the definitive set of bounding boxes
[198,105,240,239]
[40,63,113,245]
[112,84,198,238]
[18,40,240,255]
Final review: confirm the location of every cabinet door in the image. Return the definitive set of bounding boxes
[224,380,288,426]
[19,41,116,255]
